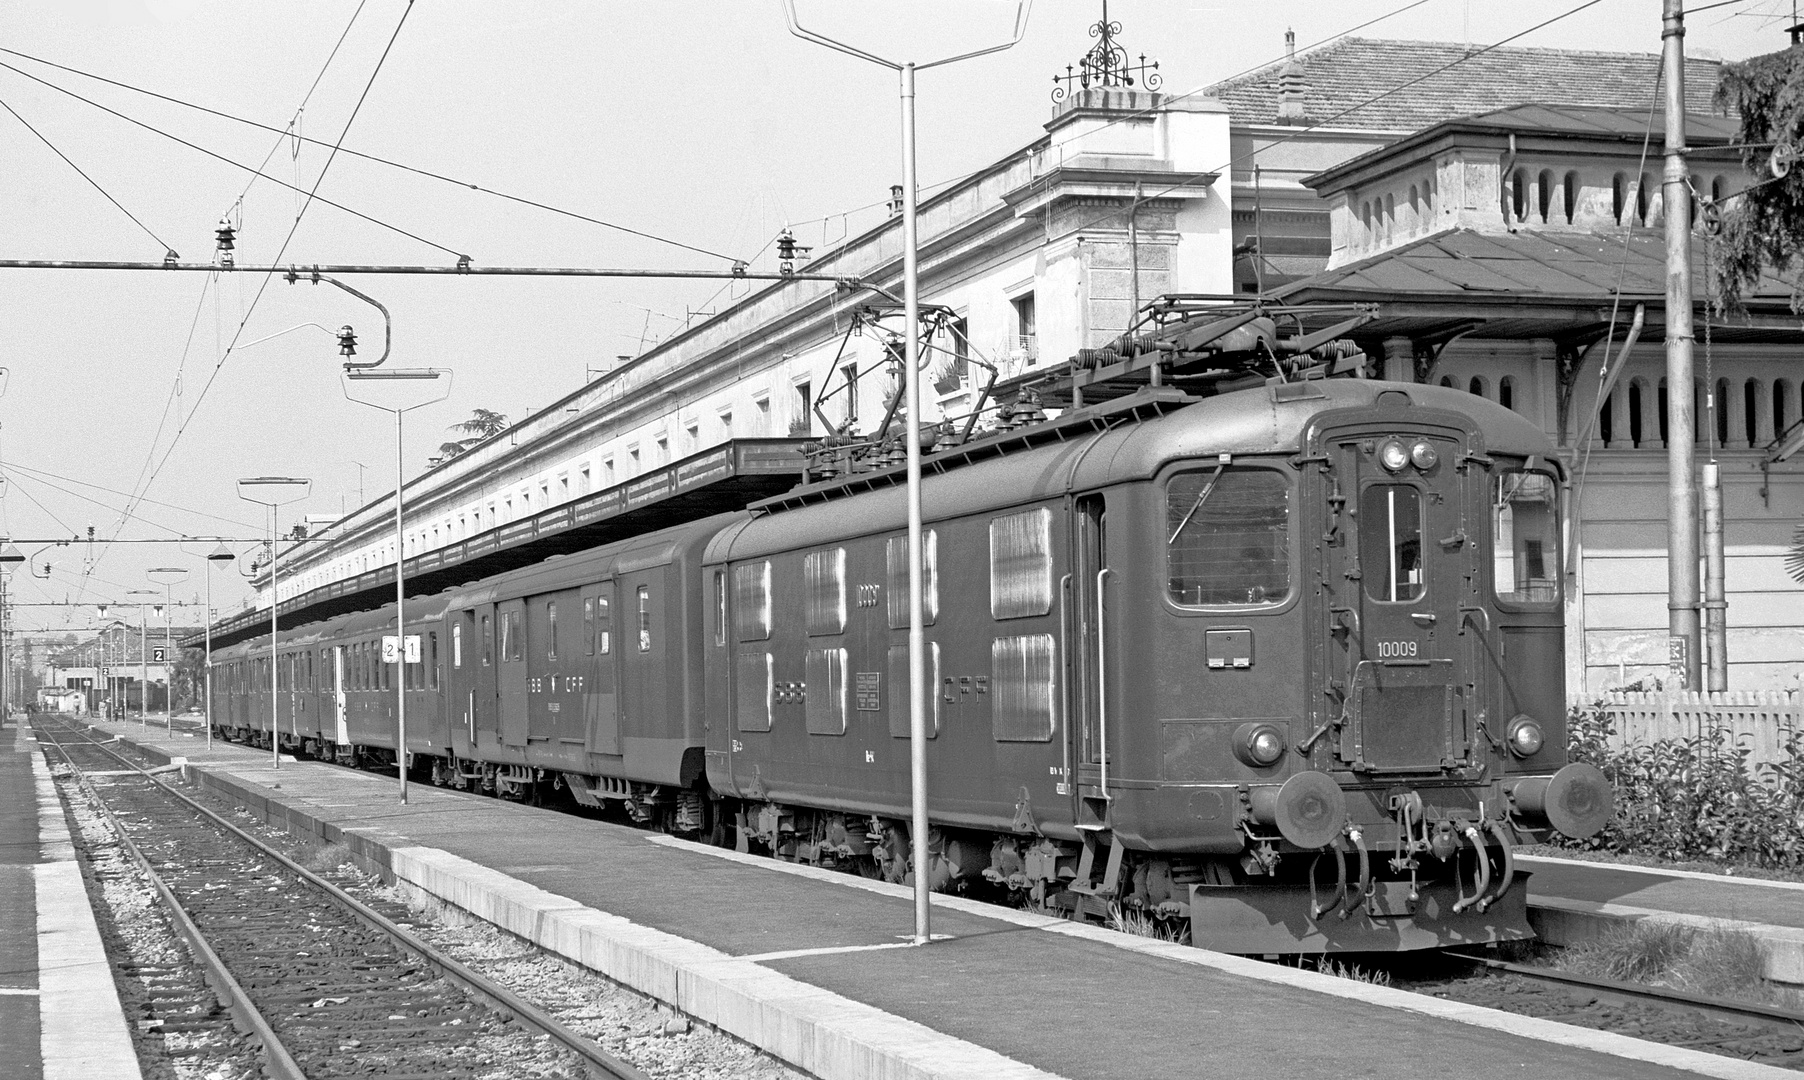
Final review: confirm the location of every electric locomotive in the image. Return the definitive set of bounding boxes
[211,306,1610,954]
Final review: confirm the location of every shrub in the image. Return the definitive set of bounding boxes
[1558,703,1804,870]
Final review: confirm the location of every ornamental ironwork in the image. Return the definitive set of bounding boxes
[1051,0,1162,103]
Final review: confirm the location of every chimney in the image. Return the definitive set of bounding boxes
[1276,29,1308,125]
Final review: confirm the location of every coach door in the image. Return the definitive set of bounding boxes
[497,598,528,747]
[332,646,349,745]
[581,582,620,756]
[1315,419,1474,774]
[1069,494,1109,828]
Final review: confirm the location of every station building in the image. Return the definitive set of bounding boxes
[239,32,1803,694]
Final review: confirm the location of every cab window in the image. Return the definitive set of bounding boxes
[1360,484,1424,603]
[1493,471,1560,605]
[1167,469,1291,606]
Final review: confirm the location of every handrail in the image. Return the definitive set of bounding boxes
[1096,567,1113,800]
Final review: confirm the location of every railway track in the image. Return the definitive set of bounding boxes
[33,716,648,1080]
[1447,949,1804,1036]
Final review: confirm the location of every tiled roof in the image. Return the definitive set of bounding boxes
[1277,228,1787,303]
[1205,38,1723,131]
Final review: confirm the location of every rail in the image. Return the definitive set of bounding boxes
[1447,950,1804,1035]
[34,717,649,1080]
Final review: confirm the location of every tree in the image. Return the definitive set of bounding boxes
[1711,50,1804,311]
[438,408,509,460]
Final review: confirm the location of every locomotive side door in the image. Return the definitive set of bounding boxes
[582,582,621,756]
[1319,424,1474,774]
[1069,493,1110,826]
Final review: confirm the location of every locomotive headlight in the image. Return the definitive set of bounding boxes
[1378,438,1410,472]
[1410,440,1438,470]
[1506,715,1545,758]
[1234,722,1287,767]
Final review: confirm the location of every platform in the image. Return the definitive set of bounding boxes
[1522,853,1804,984]
[2,719,141,1080]
[57,717,1802,1080]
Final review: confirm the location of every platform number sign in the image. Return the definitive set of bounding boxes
[152,646,167,663]
[382,635,423,664]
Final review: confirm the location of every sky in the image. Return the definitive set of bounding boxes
[0,0,1792,636]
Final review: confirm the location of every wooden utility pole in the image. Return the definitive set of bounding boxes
[1662,0,1702,689]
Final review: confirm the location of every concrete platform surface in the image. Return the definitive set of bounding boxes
[60,716,1799,1080]
[2,719,141,1080]
[1522,853,1804,983]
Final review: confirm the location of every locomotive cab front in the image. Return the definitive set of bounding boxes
[1110,384,1610,953]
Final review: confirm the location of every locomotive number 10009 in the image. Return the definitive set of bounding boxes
[1376,640,1419,658]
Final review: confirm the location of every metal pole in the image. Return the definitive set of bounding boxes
[164,588,172,732]
[900,61,930,946]
[1662,0,1701,690]
[270,505,280,769]
[140,604,148,726]
[1,574,8,728]
[204,566,213,750]
[1703,462,1727,689]
[395,406,409,804]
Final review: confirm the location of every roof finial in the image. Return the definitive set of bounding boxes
[1285,27,1295,60]
[1051,1,1163,103]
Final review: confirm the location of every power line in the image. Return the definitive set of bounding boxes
[0,57,465,259]
[122,0,423,556]
[0,258,855,281]
[0,94,177,255]
[5,460,260,531]
[0,43,737,263]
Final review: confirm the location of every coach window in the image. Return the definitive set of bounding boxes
[637,586,652,652]
[583,598,596,654]
[453,622,463,669]
[596,595,612,654]
[734,562,771,641]
[713,570,727,646]
[480,615,493,667]
[429,632,440,689]
[990,508,1054,619]
[1360,484,1425,602]
[1167,468,1291,606]
[885,532,939,628]
[502,609,523,663]
[546,600,559,662]
[804,548,847,635]
[1493,470,1560,605]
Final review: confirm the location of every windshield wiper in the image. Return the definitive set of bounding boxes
[1168,461,1227,544]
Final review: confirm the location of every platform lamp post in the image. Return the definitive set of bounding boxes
[340,363,451,804]
[0,542,21,726]
[238,477,311,770]
[96,603,111,719]
[147,567,188,732]
[188,543,236,750]
[783,0,1032,946]
[127,590,159,725]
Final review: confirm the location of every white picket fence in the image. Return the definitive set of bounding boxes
[1570,691,1804,765]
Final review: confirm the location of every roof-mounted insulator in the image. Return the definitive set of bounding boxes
[337,325,357,357]
[776,228,810,277]
[215,219,236,269]
[163,248,179,268]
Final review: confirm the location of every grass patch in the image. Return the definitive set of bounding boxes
[1559,920,1800,1007]
[1105,903,1190,945]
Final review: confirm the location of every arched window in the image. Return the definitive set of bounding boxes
[1537,169,1554,222]
[1777,379,1795,438]
[1361,200,1372,244]
[1467,375,1489,399]
[1612,173,1627,224]
[1746,378,1766,447]
[1439,375,1456,388]
[1511,168,1528,221]
[1628,379,1645,447]
[1408,184,1420,233]
[1563,170,1580,224]
[1657,378,1670,446]
[1712,175,1727,204]
[1636,172,1652,225]
[1499,376,1516,412]
[1715,377,1731,447]
[1598,390,1614,445]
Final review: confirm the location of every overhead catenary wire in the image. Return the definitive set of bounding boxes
[0,41,735,264]
[119,0,423,552]
[0,57,463,260]
[0,95,178,255]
